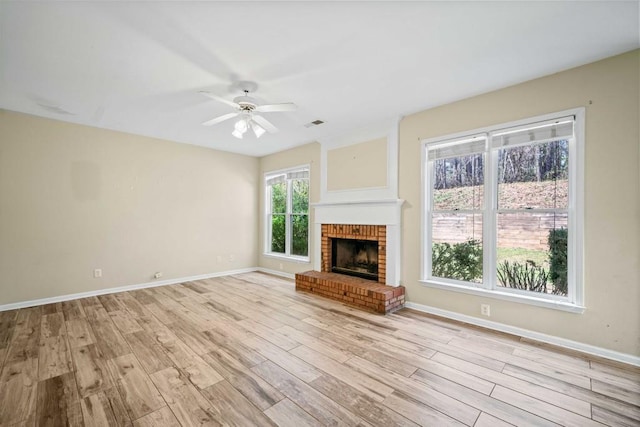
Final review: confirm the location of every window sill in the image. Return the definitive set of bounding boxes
[263,253,310,264]
[418,279,585,314]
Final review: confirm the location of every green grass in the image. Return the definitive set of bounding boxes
[497,247,548,267]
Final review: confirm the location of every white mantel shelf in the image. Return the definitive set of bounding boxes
[312,199,405,226]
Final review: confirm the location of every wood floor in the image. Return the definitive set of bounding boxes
[0,272,638,426]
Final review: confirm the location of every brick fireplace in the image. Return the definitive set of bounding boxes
[321,224,386,284]
[296,220,404,314]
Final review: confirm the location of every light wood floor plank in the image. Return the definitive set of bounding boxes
[97,294,125,312]
[309,373,418,426]
[277,324,352,363]
[81,387,132,427]
[431,352,592,417]
[203,327,266,367]
[0,310,18,352]
[106,353,165,420]
[150,366,219,427]
[37,372,83,426]
[237,318,299,350]
[200,349,283,410]
[264,398,321,427]
[40,312,66,339]
[62,300,86,321]
[1,272,638,426]
[491,384,602,426]
[5,307,41,365]
[0,357,38,425]
[71,344,113,398]
[382,391,466,426]
[124,330,174,375]
[66,319,96,349]
[243,335,322,383]
[251,360,367,426]
[133,406,181,427]
[502,363,640,421]
[592,378,640,407]
[109,310,144,335]
[252,361,362,426]
[179,353,224,390]
[592,405,640,427]
[85,306,131,359]
[411,363,495,395]
[291,345,394,402]
[473,412,514,427]
[201,380,277,426]
[129,289,159,306]
[38,335,72,381]
[164,318,217,355]
[345,355,480,425]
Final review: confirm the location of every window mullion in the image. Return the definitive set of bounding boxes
[485,149,498,291]
[266,186,272,254]
[285,179,292,256]
[568,135,577,304]
[425,159,434,279]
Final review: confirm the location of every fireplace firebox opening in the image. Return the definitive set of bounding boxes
[331,238,379,281]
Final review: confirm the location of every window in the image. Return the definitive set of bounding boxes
[422,110,583,311]
[265,166,310,260]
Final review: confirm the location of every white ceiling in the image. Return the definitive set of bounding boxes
[1,1,638,157]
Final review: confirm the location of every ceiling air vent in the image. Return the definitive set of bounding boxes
[304,119,325,128]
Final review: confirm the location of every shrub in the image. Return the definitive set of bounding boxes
[548,228,568,296]
[432,239,482,282]
[497,260,549,293]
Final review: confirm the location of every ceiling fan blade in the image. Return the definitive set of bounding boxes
[252,115,279,134]
[255,103,297,113]
[199,91,240,109]
[202,112,238,126]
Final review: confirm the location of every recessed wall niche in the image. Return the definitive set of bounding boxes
[326,137,387,191]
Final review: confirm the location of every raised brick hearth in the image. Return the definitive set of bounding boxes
[296,222,404,314]
[295,271,405,314]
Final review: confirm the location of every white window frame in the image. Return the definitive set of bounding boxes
[264,165,310,262]
[420,108,584,313]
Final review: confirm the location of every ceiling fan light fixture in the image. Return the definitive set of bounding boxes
[234,117,248,133]
[231,129,244,139]
[251,121,266,138]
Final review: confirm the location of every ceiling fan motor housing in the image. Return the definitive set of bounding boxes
[233,95,258,111]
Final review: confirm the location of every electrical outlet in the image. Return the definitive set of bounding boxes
[481,304,491,317]
[216,255,222,263]
[154,272,163,279]
[279,263,283,270]
[229,254,235,262]
[93,269,102,278]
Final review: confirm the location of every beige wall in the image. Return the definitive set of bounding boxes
[399,50,640,356]
[0,110,259,305]
[258,142,320,275]
[327,137,387,190]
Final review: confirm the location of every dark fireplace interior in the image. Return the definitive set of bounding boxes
[331,238,379,281]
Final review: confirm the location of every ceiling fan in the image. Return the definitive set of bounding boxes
[200,84,296,139]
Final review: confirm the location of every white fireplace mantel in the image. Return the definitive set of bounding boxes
[312,198,404,286]
[312,199,404,226]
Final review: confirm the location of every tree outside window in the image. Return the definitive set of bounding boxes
[266,167,309,259]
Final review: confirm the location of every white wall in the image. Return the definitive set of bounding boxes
[0,110,259,305]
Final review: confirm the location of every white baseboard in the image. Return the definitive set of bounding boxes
[0,267,258,312]
[404,301,640,367]
[255,268,296,280]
